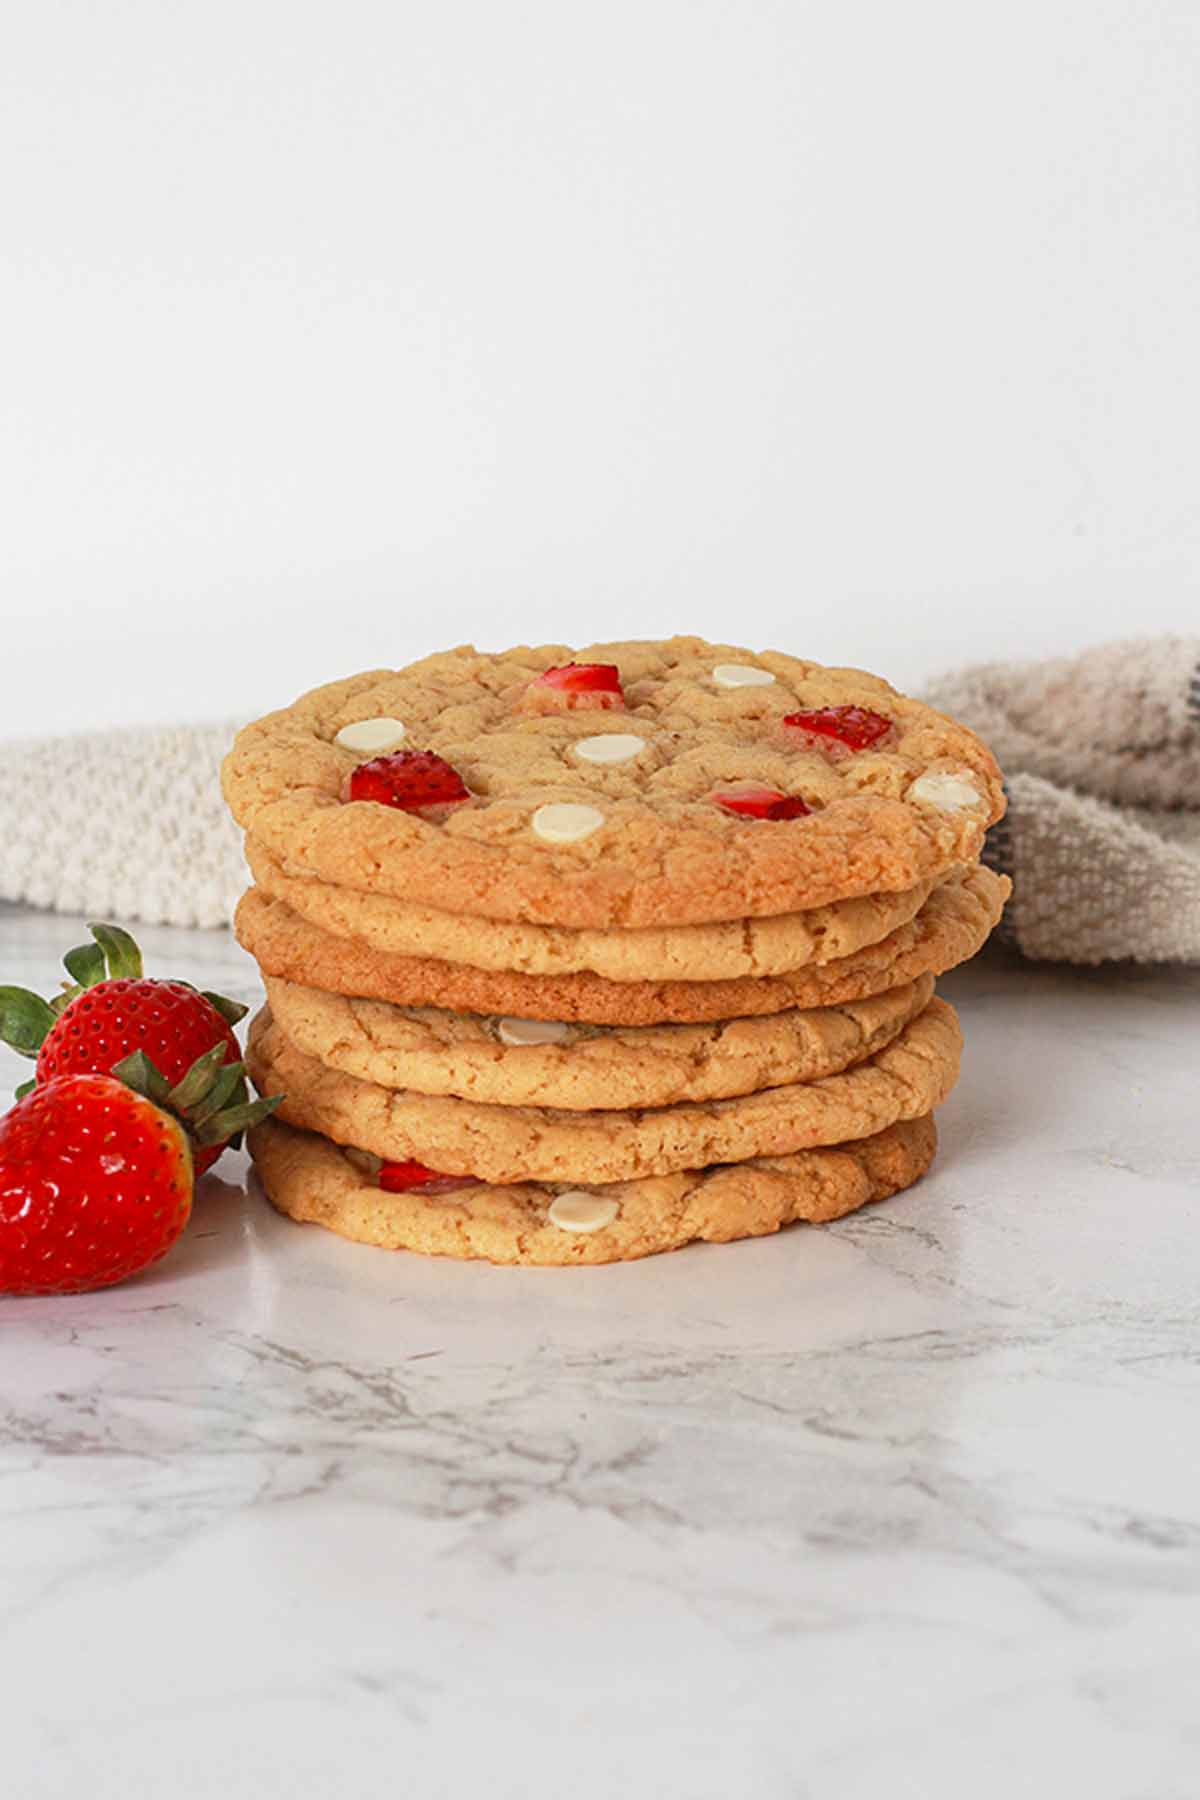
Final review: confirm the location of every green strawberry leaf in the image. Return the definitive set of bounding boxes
[112,1049,172,1106]
[0,986,56,1058]
[189,1062,247,1127]
[168,1043,229,1111]
[63,942,107,990]
[88,923,143,982]
[192,1092,283,1148]
[201,990,249,1027]
[14,1076,36,1101]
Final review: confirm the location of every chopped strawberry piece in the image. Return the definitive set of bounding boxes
[710,784,811,820]
[348,750,470,813]
[534,662,623,696]
[783,705,893,754]
[521,663,626,714]
[379,1158,481,1196]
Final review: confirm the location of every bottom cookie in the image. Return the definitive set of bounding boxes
[248,1113,938,1266]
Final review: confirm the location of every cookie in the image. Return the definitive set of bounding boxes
[235,866,1009,1025]
[245,838,936,980]
[246,997,961,1184]
[261,971,935,1110]
[222,639,1005,928]
[248,1112,939,1265]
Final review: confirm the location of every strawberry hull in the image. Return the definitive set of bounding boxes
[0,922,268,1177]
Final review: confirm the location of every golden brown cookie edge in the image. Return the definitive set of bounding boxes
[248,1112,939,1265]
[235,867,1009,1025]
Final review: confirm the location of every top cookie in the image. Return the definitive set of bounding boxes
[222,638,1005,928]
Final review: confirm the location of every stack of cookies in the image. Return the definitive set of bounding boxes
[222,639,1008,1265]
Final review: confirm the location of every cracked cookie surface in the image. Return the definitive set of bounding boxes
[249,1113,939,1265]
[235,866,1009,1025]
[261,971,934,1110]
[222,639,1005,928]
[245,839,936,980]
[246,997,960,1184]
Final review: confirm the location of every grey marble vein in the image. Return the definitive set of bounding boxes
[2,904,1199,1800]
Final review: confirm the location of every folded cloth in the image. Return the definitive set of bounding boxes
[1,638,1197,961]
[925,637,1200,963]
[0,722,245,931]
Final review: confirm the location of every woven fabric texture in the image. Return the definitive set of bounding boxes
[925,637,1200,963]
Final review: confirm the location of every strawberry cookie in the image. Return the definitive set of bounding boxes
[235,866,1009,1025]
[243,838,938,982]
[244,997,961,1186]
[226,639,1007,1267]
[259,972,936,1111]
[248,1112,939,1265]
[222,639,1005,929]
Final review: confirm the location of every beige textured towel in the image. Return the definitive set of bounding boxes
[0,722,245,931]
[2,638,1197,962]
[926,637,1200,963]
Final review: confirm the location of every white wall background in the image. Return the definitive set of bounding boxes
[3,0,1197,739]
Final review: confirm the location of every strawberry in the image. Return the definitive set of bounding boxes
[522,663,625,713]
[0,922,273,1175]
[709,784,811,820]
[379,1158,481,1196]
[347,750,471,814]
[783,705,893,757]
[0,1073,194,1294]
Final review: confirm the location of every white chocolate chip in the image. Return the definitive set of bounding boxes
[497,1017,572,1047]
[712,662,776,689]
[531,802,605,844]
[572,733,647,766]
[335,717,408,754]
[907,772,982,812]
[547,1191,620,1233]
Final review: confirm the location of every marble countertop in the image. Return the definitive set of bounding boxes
[3,902,1198,1800]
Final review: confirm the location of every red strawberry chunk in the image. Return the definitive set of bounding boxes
[379,1158,481,1196]
[534,662,622,695]
[522,663,625,714]
[348,750,470,813]
[710,784,811,820]
[783,705,893,754]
